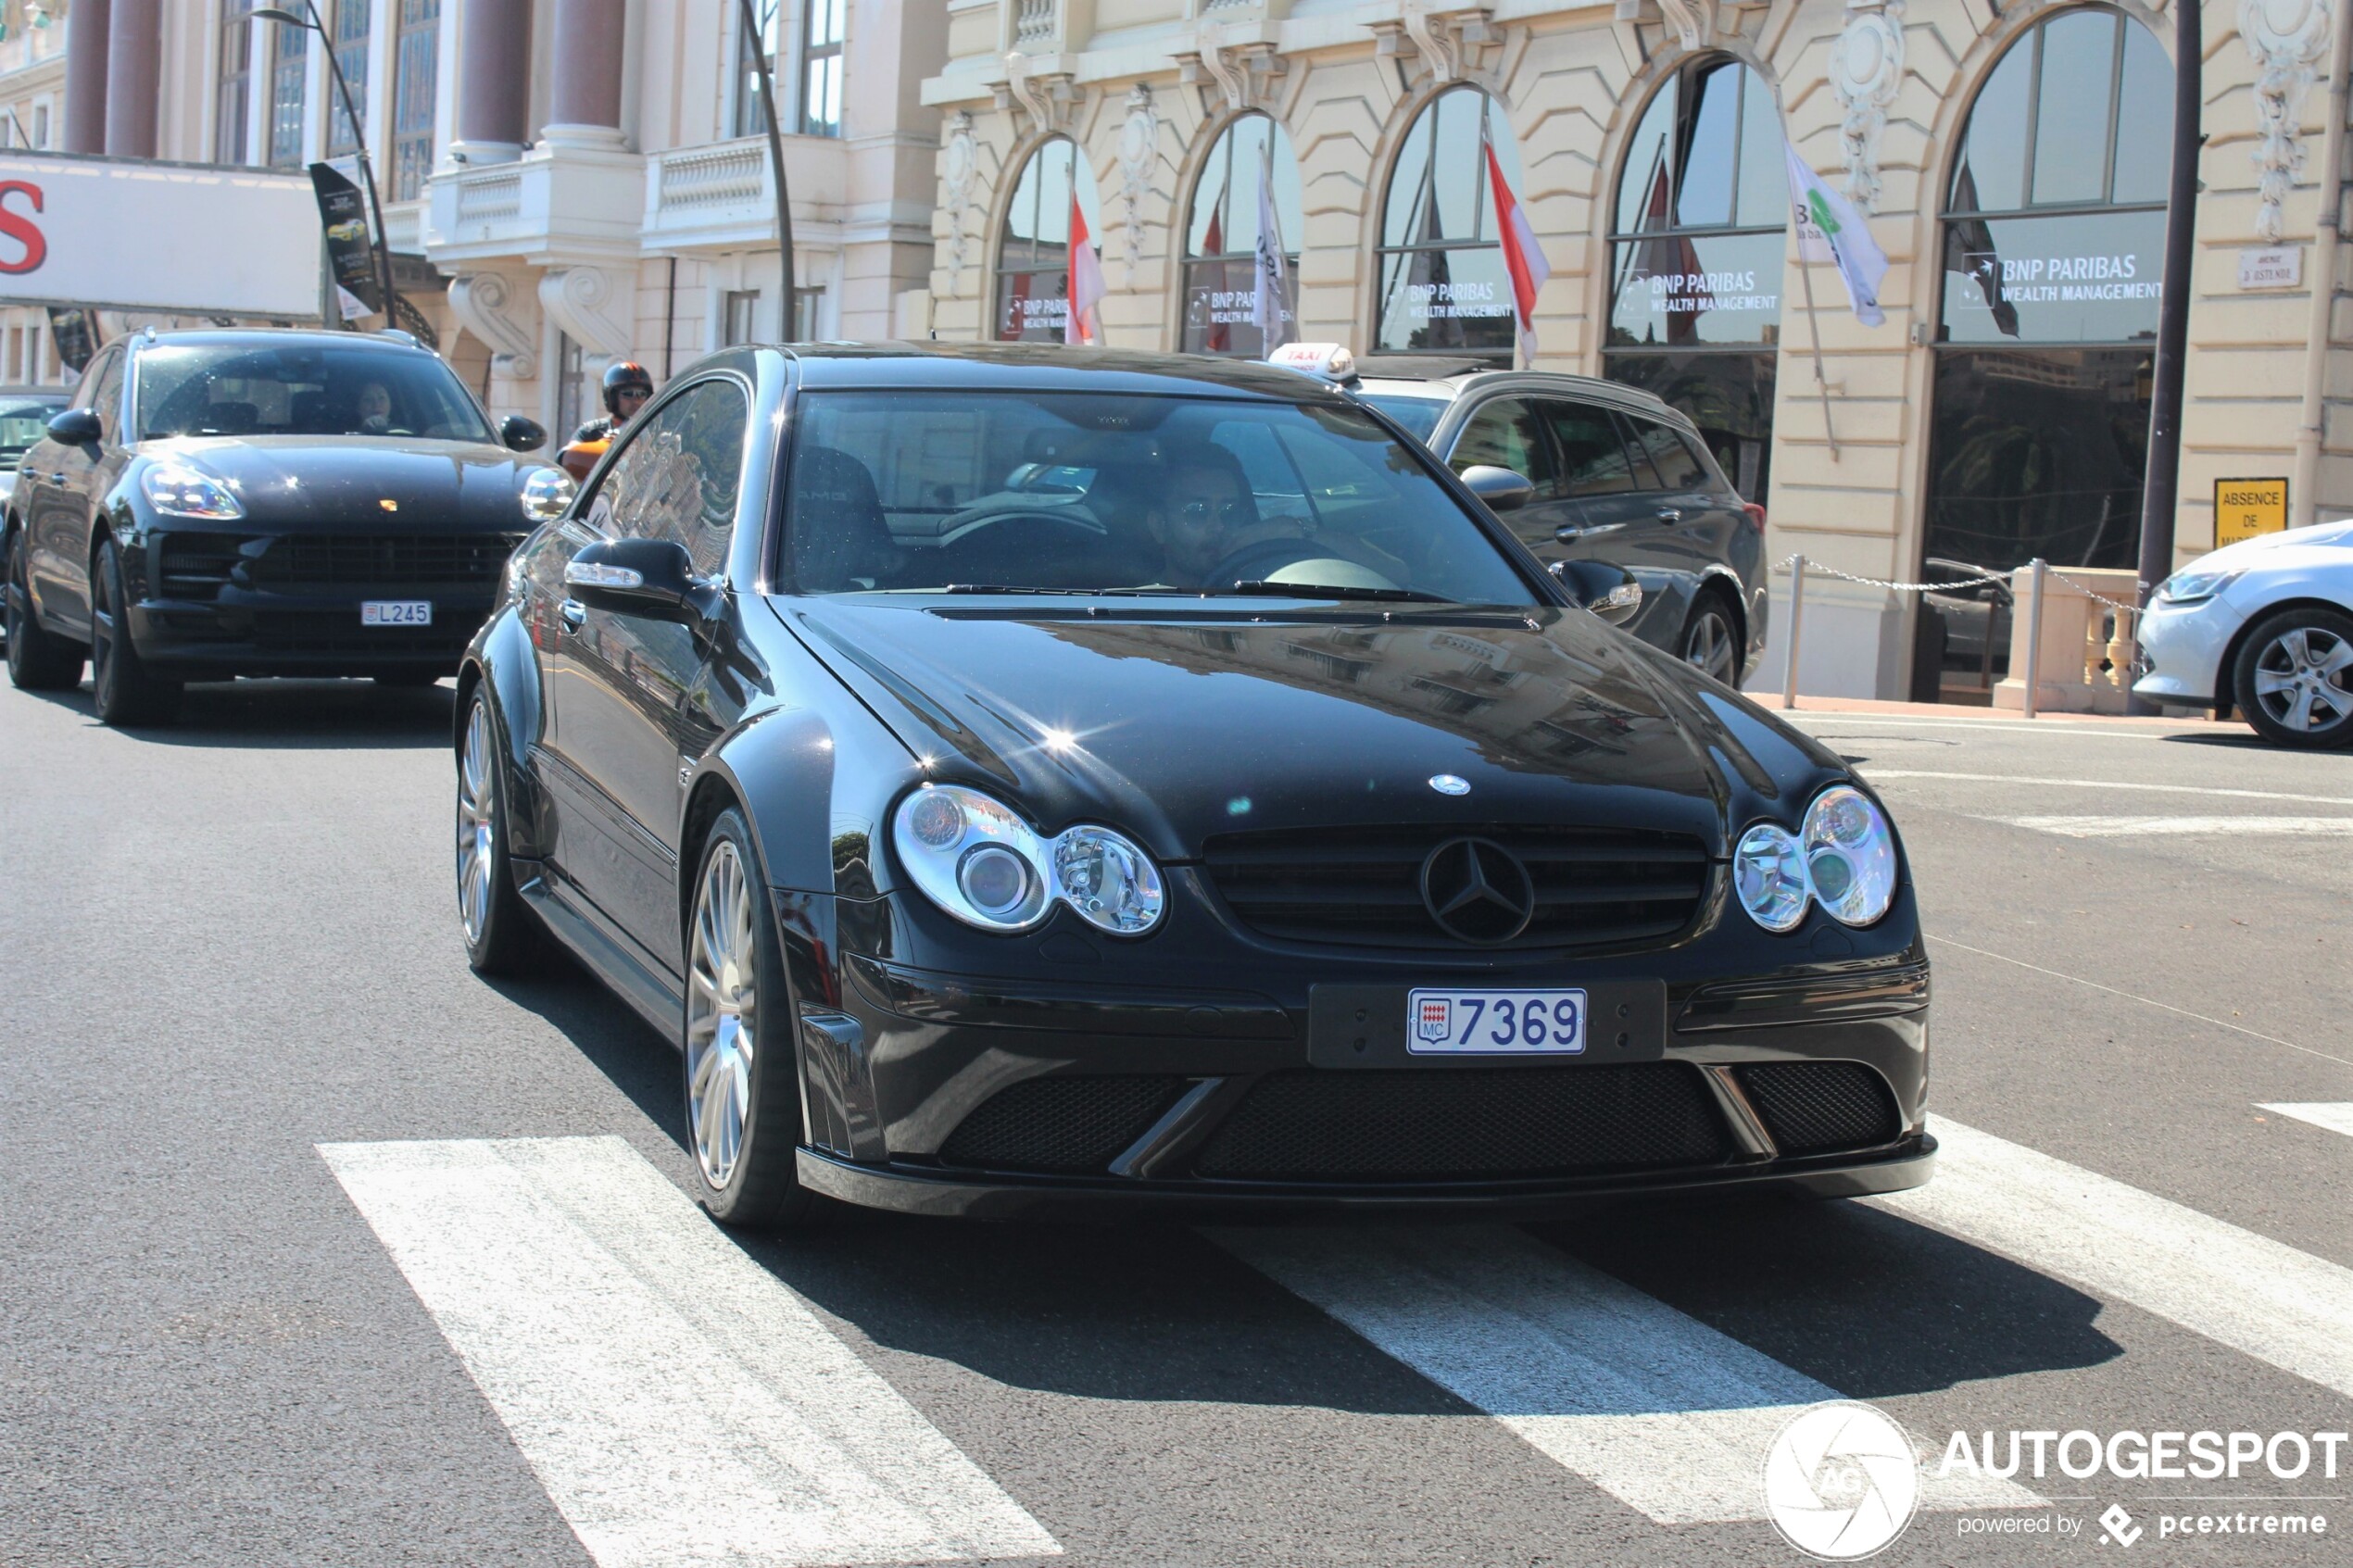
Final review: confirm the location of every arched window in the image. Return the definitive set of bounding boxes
[1919,6,2171,698]
[1373,86,1529,362]
[994,137,1105,343]
[1604,56,1785,501]
[1179,114,1303,357]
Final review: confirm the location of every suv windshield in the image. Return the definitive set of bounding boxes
[0,396,63,472]
[132,343,495,443]
[784,391,1536,605]
[1357,393,1447,443]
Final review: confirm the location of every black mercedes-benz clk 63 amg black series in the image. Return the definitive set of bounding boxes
[455,342,1931,1227]
[5,328,570,723]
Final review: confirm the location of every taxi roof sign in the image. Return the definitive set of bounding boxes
[1266,342,1358,383]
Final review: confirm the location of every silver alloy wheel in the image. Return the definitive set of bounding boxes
[456,699,497,945]
[2251,625,2353,735]
[1682,606,1738,683]
[686,838,758,1190]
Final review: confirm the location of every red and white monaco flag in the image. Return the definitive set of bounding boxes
[1482,142,1550,366]
[1065,191,1106,345]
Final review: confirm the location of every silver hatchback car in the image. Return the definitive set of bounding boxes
[1353,358,1768,684]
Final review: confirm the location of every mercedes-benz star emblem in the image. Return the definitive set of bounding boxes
[1419,836,1536,945]
[1428,773,1470,796]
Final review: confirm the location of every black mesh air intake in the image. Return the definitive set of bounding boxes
[937,1074,1192,1173]
[1737,1062,1902,1154]
[1193,1063,1730,1182]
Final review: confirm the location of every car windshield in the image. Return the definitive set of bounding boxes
[783,391,1537,605]
[1357,393,1447,443]
[132,343,495,443]
[0,397,63,472]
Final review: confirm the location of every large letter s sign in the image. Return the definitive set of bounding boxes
[0,182,46,274]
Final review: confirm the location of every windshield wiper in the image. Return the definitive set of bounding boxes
[935,584,1202,597]
[1227,580,1445,603]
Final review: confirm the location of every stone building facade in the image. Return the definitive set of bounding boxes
[912,0,2350,699]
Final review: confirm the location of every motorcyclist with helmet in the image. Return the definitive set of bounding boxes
[559,360,655,482]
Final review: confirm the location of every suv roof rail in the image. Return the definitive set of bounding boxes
[378,328,422,347]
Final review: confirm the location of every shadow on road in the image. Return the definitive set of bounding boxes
[479,951,687,1149]
[10,677,455,748]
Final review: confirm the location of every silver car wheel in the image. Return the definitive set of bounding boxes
[686,839,758,1191]
[1682,606,1738,684]
[456,700,499,946]
[2251,625,2353,735]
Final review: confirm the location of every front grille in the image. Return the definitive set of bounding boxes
[250,533,519,589]
[937,1074,1191,1173]
[1193,1064,1730,1181]
[156,533,247,598]
[1737,1062,1901,1154]
[1201,824,1711,951]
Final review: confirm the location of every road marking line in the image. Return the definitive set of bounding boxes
[1211,1224,2040,1524]
[1994,814,2353,837]
[1925,935,2353,1069]
[1876,1120,2353,1401]
[1786,716,2177,740]
[2259,1102,2353,1140]
[319,1136,1059,1568]
[1862,770,2353,807]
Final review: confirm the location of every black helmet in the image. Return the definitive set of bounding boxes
[602,360,653,416]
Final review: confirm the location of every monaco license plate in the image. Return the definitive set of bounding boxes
[1408,987,1588,1055]
[360,600,433,627]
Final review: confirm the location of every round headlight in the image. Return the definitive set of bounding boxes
[520,466,577,523]
[890,784,1165,935]
[1733,822,1809,933]
[1802,785,1897,927]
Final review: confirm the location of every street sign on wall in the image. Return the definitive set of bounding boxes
[0,151,322,319]
[2214,477,2288,548]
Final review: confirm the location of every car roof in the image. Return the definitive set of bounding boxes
[782,341,1357,404]
[1351,362,1681,421]
[108,327,436,358]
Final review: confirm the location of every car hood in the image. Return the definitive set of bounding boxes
[2185,519,2353,577]
[141,437,547,533]
[776,597,1848,859]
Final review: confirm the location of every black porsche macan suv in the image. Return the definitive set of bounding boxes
[4,328,570,723]
[457,342,1932,1229]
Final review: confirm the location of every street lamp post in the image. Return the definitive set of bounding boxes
[734,0,797,338]
[251,3,399,326]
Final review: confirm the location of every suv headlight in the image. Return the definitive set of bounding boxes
[2157,568,2240,606]
[892,784,1165,935]
[520,466,576,523]
[142,463,244,520]
[1734,784,1899,932]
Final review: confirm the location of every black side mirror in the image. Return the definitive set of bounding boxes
[563,535,717,621]
[501,415,547,452]
[46,408,101,445]
[1458,464,1534,513]
[1551,559,1643,626]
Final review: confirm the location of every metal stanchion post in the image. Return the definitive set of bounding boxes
[2021,558,2047,721]
[1782,556,1806,710]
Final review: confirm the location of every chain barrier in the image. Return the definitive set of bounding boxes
[2045,565,2143,611]
[1772,554,2009,595]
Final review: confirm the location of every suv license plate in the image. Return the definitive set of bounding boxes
[360,600,433,627]
[1408,987,1587,1055]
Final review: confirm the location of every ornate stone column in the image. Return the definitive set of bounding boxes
[453,0,532,165]
[62,0,111,155]
[102,0,160,159]
[544,0,625,150]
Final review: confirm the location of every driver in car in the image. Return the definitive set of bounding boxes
[1152,444,1302,590]
[354,380,396,434]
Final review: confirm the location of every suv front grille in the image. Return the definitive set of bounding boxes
[1193,1063,1730,1182]
[250,533,520,589]
[1201,823,1711,950]
[155,533,247,599]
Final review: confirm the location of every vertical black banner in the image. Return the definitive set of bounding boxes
[308,162,381,313]
[44,307,97,374]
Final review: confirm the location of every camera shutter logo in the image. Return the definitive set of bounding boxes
[1761,1401,1921,1560]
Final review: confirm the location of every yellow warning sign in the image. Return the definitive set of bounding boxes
[2214,478,2288,547]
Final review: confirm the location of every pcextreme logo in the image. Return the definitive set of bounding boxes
[1763,1402,1922,1561]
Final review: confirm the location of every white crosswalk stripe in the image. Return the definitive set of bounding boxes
[1990,814,2353,838]
[320,1136,1059,1568]
[1210,1223,2042,1524]
[1874,1118,2353,1400]
[2259,1102,2353,1140]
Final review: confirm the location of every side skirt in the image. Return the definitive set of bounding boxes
[517,865,684,1046]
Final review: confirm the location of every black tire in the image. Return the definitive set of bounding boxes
[5,531,85,692]
[90,539,179,726]
[2233,607,2353,749]
[684,808,817,1229]
[1677,589,1743,685]
[455,688,547,976]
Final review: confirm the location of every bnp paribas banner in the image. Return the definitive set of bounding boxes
[1939,208,2165,345]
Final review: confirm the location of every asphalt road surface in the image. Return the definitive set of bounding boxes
[2,680,2348,1568]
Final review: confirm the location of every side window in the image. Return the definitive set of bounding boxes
[1539,402,1640,497]
[1449,398,1556,493]
[1629,419,1708,491]
[594,379,750,577]
[85,349,126,440]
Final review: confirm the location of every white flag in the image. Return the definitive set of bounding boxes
[1783,140,1888,328]
[1252,150,1292,350]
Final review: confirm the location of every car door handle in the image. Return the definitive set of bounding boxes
[1654,507,1682,523]
[560,598,586,631]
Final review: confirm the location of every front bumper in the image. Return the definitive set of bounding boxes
[129,595,489,677]
[2132,596,2243,709]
